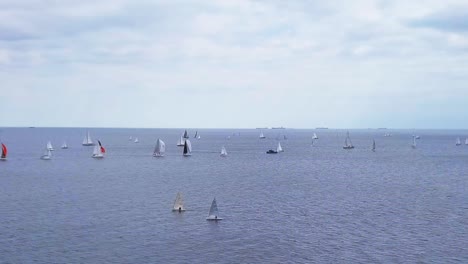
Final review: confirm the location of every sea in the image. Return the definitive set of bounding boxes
[0,128,467,263]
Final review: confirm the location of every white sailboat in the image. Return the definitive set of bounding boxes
[134,137,139,143]
[47,141,54,151]
[465,138,468,145]
[411,136,417,149]
[183,140,192,156]
[40,148,52,160]
[372,139,376,152]
[343,131,354,149]
[183,130,189,139]
[456,137,461,146]
[194,131,201,139]
[313,133,318,139]
[61,141,68,149]
[259,131,266,139]
[220,146,227,157]
[82,131,94,146]
[206,197,222,221]
[277,142,283,152]
[92,140,105,158]
[153,139,166,157]
[1,143,8,160]
[172,192,185,212]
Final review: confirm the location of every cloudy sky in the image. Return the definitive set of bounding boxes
[1,0,467,128]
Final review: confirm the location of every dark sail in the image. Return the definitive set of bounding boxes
[183,141,188,154]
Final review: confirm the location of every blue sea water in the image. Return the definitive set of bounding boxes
[0,128,467,263]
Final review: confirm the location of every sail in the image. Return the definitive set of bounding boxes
[465,138,468,145]
[456,137,461,145]
[194,131,198,138]
[177,136,185,146]
[183,140,192,155]
[208,198,219,217]
[183,130,189,139]
[129,136,132,141]
[259,132,265,138]
[154,139,166,156]
[47,141,53,150]
[83,131,93,145]
[93,145,100,155]
[98,140,106,153]
[372,139,376,151]
[172,192,185,211]
[1,143,7,158]
[61,141,67,149]
[412,136,417,148]
[221,146,227,156]
[313,133,318,139]
[134,137,139,143]
[277,142,283,152]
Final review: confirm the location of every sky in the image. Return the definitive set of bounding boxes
[1,0,468,129]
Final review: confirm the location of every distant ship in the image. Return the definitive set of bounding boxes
[272,127,286,129]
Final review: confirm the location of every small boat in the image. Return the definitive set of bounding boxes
[372,139,376,152]
[82,131,94,146]
[153,139,166,157]
[194,131,201,139]
[313,133,318,140]
[220,146,227,157]
[47,141,54,151]
[206,197,222,221]
[343,131,354,149]
[92,140,105,158]
[61,141,68,149]
[266,149,278,154]
[134,137,139,143]
[259,131,266,139]
[183,130,189,139]
[40,148,52,160]
[183,140,192,156]
[0,143,7,160]
[177,135,185,146]
[277,142,283,152]
[172,192,186,212]
[456,137,461,146]
[465,138,468,145]
[411,136,417,149]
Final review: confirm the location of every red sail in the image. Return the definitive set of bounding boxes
[100,146,106,153]
[1,143,7,158]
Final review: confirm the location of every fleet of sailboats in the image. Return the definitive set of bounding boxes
[183,140,192,156]
[220,146,227,157]
[1,143,7,160]
[82,131,94,146]
[172,192,185,212]
[153,139,166,157]
[206,197,222,221]
[92,140,106,158]
[343,131,354,149]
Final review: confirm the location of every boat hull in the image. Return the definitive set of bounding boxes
[82,143,95,146]
[343,146,354,149]
[92,155,104,159]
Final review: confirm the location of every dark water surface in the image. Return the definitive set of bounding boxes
[0,128,467,263]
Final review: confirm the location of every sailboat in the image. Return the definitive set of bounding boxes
[134,137,139,143]
[194,131,201,139]
[61,141,68,149]
[177,134,185,146]
[372,139,376,152]
[220,146,227,157]
[277,142,283,152]
[456,137,461,146]
[40,148,52,160]
[183,140,192,156]
[129,136,133,141]
[206,197,222,221]
[92,140,105,158]
[47,141,54,151]
[82,131,94,146]
[465,138,468,145]
[172,192,186,212]
[0,143,7,160]
[343,131,354,149]
[411,136,417,149]
[183,130,189,139]
[259,131,266,139]
[313,133,318,139]
[153,139,166,157]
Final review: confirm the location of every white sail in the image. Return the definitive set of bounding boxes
[277,142,283,152]
[47,141,54,151]
[41,148,52,160]
[92,144,104,158]
[220,146,227,157]
[153,139,166,157]
[456,137,461,146]
[465,138,468,145]
[61,141,68,149]
[134,137,139,143]
[259,131,265,139]
[177,135,185,146]
[313,133,318,139]
[206,197,222,220]
[343,131,354,149]
[183,140,192,156]
[411,136,417,148]
[82,131,94,146]
[172,192,185,211]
